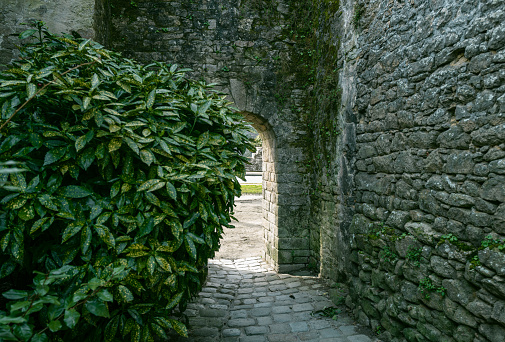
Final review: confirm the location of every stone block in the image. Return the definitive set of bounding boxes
[479,324,505,342]
[443,297,477,328]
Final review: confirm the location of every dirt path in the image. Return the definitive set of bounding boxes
[213,194,264,260]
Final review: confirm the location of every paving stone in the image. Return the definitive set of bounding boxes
[267,333,299,341]
[272,313,292,323]
[339,325,358,335]
[290,321,309,332]
[179,257,377,342]
[258,296,275,302]
[199,308,227,317]
[272,305,291,314]
[269,323,292,334]
[251,307,272,317]
[309,319,332,330]
[298,331,321,340]
[223,328,242,337]
[245,325,269,335]
[256,316,274,326]
[231,310,248,319]
[228,318,257,327]
[293,303,314,312]
[320,327,345,338]
[192,327,220,336]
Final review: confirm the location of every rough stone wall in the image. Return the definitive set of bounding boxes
[343,0,505,341]
[0,0,97,66]
[104,0,312,272]
[2,0,505,340]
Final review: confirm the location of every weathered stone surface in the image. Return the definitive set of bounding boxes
[481,276,505,299]
[443,298,477,328]
[491,301,505,326]
[479,324,505,342]
[431,256,457,278]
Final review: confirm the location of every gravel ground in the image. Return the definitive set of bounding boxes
[213,194,264,260]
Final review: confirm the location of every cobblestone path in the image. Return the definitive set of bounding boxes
[167,257,378,342]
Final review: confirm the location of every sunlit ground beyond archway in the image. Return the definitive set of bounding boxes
[212,193,264,260]
[213,129,265,260]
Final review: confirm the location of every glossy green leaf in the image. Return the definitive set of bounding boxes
[62,223,83,243]
[19,29,37,39]
[140,149,155,165]
[108,138,122,152]
[147,255,156,275]
[183,212,200,229]
[81,225,92,255]
[13,323,33,340]
[2,289,28,300]
[64,309,81,329]
[48,320,62,332]
[166,182,177,200]
[104,316,119,342]
[118,285,134,302]
[184,235,197,260]
[43,146,66,165]
[146,89,156,109]
[31,333,48,342]
[61,185,93,198]
[97,289,113,302]
[169,319,188,337]
[26,83,36,98]
[85,299,110,318]
[137,179,162,192]
[155,256,172,272]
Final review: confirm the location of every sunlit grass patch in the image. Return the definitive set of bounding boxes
[240,184,262,194]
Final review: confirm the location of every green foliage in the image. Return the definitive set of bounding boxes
[406,246,421,267]
[440,234,458,243]
[418,277,446,300]
[375,325,384,336]
[0,22,253,341]
[379,246,397,264]
[251,135,262,148]
[353,3,364,28]
[481,235,505,250]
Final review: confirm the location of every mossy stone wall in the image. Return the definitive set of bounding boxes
[1,1,505,340]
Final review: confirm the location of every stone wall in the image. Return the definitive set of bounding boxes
[342,0,505,341]
[0,0,97,66]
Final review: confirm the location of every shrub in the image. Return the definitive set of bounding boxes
[0,22,253,341]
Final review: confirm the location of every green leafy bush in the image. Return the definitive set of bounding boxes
[0,22,253,341]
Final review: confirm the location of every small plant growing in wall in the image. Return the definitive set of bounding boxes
[481,235,505,250]
[419,277,446,299]
[380,246,398,264]
[406,246,422,267]
[353,3,365,28]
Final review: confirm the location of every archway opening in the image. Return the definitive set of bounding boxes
[213,112,277,265]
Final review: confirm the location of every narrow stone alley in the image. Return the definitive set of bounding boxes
[167,257,379,342]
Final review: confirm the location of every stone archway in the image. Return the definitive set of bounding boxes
[238,111,308,273]
[91,0,313,273]
[240,112,278,269]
